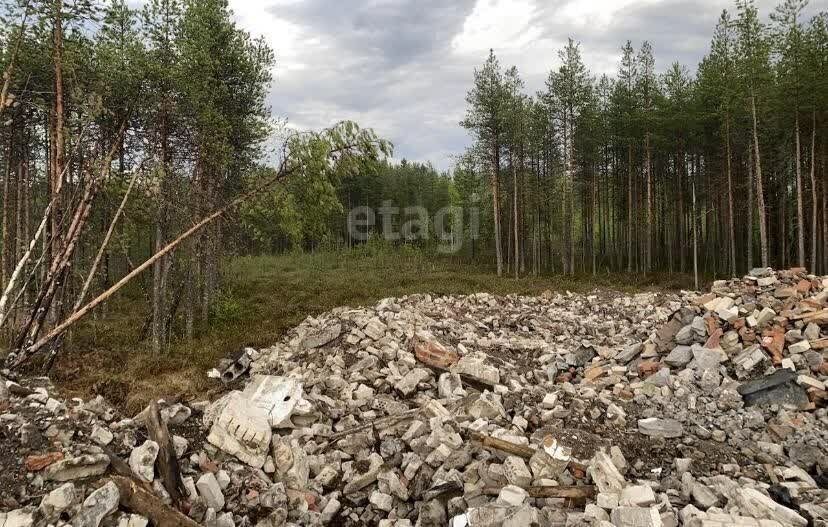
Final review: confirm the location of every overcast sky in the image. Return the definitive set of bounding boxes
[226,0,817,171]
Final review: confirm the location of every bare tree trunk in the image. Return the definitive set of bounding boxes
[794,112,805,268]
[725,114,736,275]
[781,185,787,268]
[809,110,817,273]
[678,143,685,273]
[751,94,769,268]
[0,201,51,328]
[47,0,66,327]
[152,217,165,353]
[1,134,12,289]
[823,143,827,274]
[692,174,698,290]
[492,138,503,276]
[513,163,518,279]
[747,145,754,270]
[645,131,652,272]
[627,143,633,273]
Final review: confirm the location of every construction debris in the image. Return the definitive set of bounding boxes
[0,268,826,525]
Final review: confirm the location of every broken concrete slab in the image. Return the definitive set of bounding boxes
[638,418,684,438]
[737,369,811,410]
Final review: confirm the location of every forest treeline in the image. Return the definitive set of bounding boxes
[459,0,828,278]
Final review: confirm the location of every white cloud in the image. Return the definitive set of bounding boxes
[451,0,542,55]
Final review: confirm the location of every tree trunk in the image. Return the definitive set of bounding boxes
[747,145,754,271]
[678,143,685,273]
[809,110,817,273]
[751,94,769,268]
[794,112,805,268]
[645,131,652,272]
[627,143,633,273]
[725,114,736,276]
[492,137,503,276]
[48,0,66,327]
[1,134,12,289]
[693,174,699,290]
[513,163,518,279]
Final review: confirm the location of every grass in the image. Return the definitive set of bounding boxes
[40,250,697,413]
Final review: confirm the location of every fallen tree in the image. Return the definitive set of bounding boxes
[5,122,391,369]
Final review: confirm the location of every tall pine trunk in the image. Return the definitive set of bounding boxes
[725,114,736,275]
[751,94,769,267]
[808,110,817,273]
[794,111,805,268]
[627,143,633,272]
[492,137,503,276]
[645,131,652,272]
[747,145,754,270]
[1,135,12,289]
[513,163,518,279]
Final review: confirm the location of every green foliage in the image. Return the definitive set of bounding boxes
[209,287,243,324]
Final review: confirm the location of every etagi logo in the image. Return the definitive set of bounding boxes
[347,200,480,254]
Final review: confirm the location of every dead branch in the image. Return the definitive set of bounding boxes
[0,250,44,330]
[9,133,385,368]
[9,122,127,359]
[43,164,143,370]
[146,400,186,509]
[466,430,536,459]
[0,200,52,323]
[10,158,298,366]
[110,476,201,527]
[0,123,93,327]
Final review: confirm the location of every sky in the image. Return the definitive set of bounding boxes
[223,0,817,171]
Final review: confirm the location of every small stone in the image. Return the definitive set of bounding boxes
[90,425,114,446]
[44,454,110,482]
[197,472,225,510]
[72,481,120,527]
[638,418,683,438]
[502,456,532,487]
[588,451,625,493]
[369,491,394,512]
[38,483,77,522]
[610,506,663,527]
[665,345,693,368]
[691,482,719,509]
[394,368,430,397]
[216,469,231,490]
[620,485,656,506]
[0,510,33,527]
[789,340,811,354]
[129,440,159,483]
[497,484,528,506]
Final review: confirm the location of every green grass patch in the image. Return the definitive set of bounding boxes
[35,251,696,413]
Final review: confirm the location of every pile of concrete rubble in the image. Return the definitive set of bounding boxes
[1,267,826,526]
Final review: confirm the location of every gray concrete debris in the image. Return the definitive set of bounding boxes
[71,481,119,527]
[638,418,684,438]
[1,267,826,526]
[737,369,811,410]
[43,454,110,482]
[129,440,159,483]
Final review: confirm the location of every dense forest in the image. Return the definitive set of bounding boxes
[459,0,828,279]
[0,0,826,366]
